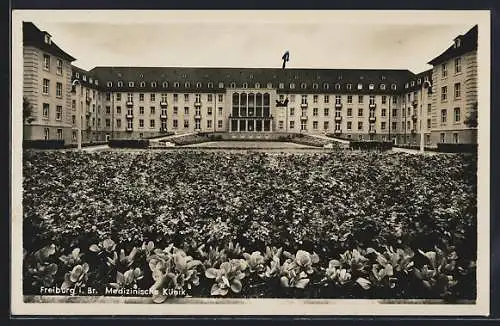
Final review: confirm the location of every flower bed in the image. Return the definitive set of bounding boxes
[23,150,477,301]
[290,135,340,148]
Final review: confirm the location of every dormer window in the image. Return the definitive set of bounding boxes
[242,83,248,89]
[323,83,330,90]
[162,82,168,88]
[381,75,386,80]
[369,84,374,90]
[208,82,213,88]
[300,83,306,89]
[230,82,236,88]
[107,81,112,87]
[75,72,80,78]
[218,82,224,88]
[174,82,180,88]
[312,83,319,89]
[417,79,422,84]
[117,81,123,87]
[391,84,397,90]
[140,82,145,87]
[267,83,273,88]
[290,83,295,89]
[151,82,157,87]
[411,81,415,87]
[255,83,260,89]
[196,82,202,88]
[454,38,461,48]
[357,83,363,90]
[380,84,386,90]
[185,82,190,88]
[129,82,134,87]
[405,83,409,89]
[279,83,284,89]
[44,33,51,44]
[94,80,98,85]
[83,75,87,81]
[347,83,352,90]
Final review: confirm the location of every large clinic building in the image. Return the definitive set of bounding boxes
[22,22,478,146]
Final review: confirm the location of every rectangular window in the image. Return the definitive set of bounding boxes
[218,120,223,129]
[392,121,397,130]
[43,54,50,71]
[43,128,50,140]
[381,108,386,117]
[173,119,178,128]
[139,93,144,101]
[57,129,63,140]
[392,97,397,104]
[184,107,189,115]
[453,133,459,143]
[56,105,62,120]
[301,95,307,104]
[347,121,352,130]
[455,57,462,73]
[358,108,363,117]
[324,95,329,103]
[184,120,189,128]
[139,107,144,115]
[139,119,144,128]
[72,115,76,125]
[324,108,329,116]
[127,120,133,129]
[208,94,213,102]
[381,96,387,104]
[441,109,447,123]
[218,107,223,115]
[358,121,363,130]
[104,106,110,114]
[347,108,352,117]
[173,94,178,102]
[347,96,353,104]
[369,95,375,105]
[105,119,111,127]
[442,63,447,78]
[127,93,133,102]
[184,94,189,102]
[441,86,447,101]
[454,107,461,122]
[440,133,445,143]
[173,107,178,115]
[42,79,50,95]
[289,121,295,129]
[427,119,431,129]
[150,107,155,115]
[56,59,62,75]
[427,104,432,115]
[116,93,122,101]
[279,120,284,129]
[381,122,386,130]
[207,107,213,115]
[324,121,329,130]
[116,106,121,114]
[454,83,461,99]
[358,95,364,103]
[313,108,318,116]
[218,94,223,102]
[150,119,155,128]
[42,103,49,118]
[313,121,318,129]
[150,93,155,102]
[290,107,295,116]
[313,95,318,103]
[207,120,212,129]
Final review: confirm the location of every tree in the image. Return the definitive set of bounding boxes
[463,102,478,128]
[23,97,35,124]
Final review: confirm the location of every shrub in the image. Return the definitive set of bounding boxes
[108,139,150,149]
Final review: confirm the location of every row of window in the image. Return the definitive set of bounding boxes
[41,103,63,120]
[440,57,462,78]
[100,80,402,91]
[42,79,64,97]
[440,83,462,101]
[42,54,63,75]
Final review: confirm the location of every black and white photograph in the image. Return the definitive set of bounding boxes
[11,10,490,316]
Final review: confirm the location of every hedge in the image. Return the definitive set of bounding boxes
[108,139,150,149]
[349,141,393,151]
[23,140,65,149]
[437,143,478,153]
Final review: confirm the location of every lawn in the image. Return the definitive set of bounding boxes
[22,150,477,301]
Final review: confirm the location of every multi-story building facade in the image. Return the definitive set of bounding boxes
[22,22,478,146]
[22,22,76,144]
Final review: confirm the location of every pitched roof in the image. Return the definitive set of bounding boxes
[428,25,478,65]
[23,22,76,62]
[88,66,415,94]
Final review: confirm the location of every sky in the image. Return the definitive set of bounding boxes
[19,11,478,74]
